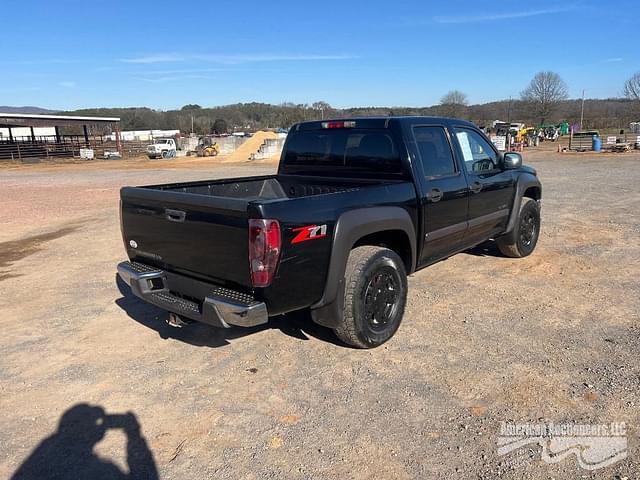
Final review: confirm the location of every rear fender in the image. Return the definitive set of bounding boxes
[310,207,416,328]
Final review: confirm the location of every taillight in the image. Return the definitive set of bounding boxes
[248,219,281,287]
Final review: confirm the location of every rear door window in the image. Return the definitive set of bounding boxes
[413,126,457,178]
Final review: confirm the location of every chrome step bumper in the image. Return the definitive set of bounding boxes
[117,261,268,328]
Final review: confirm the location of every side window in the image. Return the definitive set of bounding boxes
[454,128,499,173]
[413,126,456,178]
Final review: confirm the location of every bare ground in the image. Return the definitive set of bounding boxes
[0,151,638,479]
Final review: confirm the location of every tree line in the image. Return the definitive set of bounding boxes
[438,71,640,129]
[66,71,640,134]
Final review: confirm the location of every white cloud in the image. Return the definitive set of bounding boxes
[129,68,226,75]
[121,54,184,64]
[120,53,357,64]
[134,74,216,84]
[58,81,77,88]
[433,6,575,24]
[605,57,623,63]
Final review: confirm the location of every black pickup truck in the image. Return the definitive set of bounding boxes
[118,117,541,348]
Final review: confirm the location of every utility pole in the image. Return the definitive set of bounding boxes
[507,96,512,149]
[580,89,585,131]
[191,115,194,135]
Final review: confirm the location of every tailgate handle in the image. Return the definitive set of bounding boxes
[165,208,186,222]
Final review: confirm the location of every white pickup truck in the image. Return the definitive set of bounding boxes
[146,138,177,159]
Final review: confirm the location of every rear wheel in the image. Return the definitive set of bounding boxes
[334,246,407,348]
[496,197,540,258]
[161,150,169,159]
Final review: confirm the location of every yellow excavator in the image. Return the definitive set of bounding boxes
[516,127,539,147]
[196,136,220,157]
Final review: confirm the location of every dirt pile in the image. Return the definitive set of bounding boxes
[225,131,278,162]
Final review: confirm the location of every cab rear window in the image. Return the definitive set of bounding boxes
[282,129,402,175]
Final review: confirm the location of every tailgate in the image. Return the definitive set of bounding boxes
[120,187,251,288]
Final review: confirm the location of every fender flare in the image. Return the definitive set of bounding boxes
[310,207,416,328]
[503,173,542,238]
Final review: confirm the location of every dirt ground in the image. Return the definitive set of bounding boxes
[0,150,638,479]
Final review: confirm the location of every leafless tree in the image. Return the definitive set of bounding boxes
[624,73,640,119]
[520,71,569,124]
[624,72,640,102]
[311,101,332,120]
[441,90,468,106]
[439,90,468,118]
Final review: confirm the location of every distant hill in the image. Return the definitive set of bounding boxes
[4,99,632,132]
[0,106,58,114]
[63,98,639,134]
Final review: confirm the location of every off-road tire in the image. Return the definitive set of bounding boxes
[334,246,407,348]
[496,197,540,258]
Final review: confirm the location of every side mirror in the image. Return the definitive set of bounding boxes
[503,152,522,169]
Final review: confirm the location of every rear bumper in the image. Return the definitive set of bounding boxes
[117,261,268,328]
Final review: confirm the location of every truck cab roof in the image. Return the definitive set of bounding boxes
[293,116,478,131]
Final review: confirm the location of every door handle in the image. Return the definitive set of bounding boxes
[427,188,443,202]
[470,181,482,194]
[165,208,186,222]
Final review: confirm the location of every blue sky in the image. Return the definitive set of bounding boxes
[1,0,638,110]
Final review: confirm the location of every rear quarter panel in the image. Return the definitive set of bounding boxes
[255,182,418,315]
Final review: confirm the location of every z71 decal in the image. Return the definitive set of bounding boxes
[291,224,328,244]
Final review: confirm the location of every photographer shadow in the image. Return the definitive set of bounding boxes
[11,403,158,480]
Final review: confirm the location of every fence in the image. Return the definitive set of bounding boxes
[600,133,640,151]
[0,132,288,162]
[118,140,153,157]
[568,133,594,151]
[569,131,640,151]
[0,135,120,162]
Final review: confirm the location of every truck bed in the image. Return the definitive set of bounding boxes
[120,174,409,297]
[145,175,366,201]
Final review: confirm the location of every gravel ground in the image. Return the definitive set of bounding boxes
[0,152,638,479]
